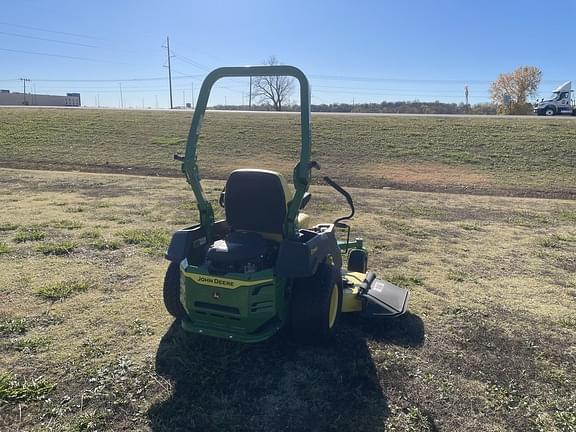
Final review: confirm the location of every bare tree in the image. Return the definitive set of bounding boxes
[252,56,294,111]
[490,66,542,115]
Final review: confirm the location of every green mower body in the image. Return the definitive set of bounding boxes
[164,66,409,344]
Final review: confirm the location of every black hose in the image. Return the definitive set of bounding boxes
[323,176,355,224]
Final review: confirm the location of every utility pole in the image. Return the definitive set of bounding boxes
[163,36,174,109]
[464,85,469,110]
[119,82,124,108]
[183,90,186,107]
[249,76,252,110]
[19,78,31,104]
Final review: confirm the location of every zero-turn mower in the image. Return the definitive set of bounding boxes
[163,65,409,344]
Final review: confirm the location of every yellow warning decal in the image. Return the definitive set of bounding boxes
[183,272,273,289]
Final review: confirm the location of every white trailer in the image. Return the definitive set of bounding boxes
[534,81,576,116]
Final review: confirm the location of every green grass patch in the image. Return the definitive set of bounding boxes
[549,410,576,431]
[508,211,551,228]
[128,319,154,336]
[12,336,52,353]
[92,238,121,250]
[14,226,46,242]
[80,227,102,239]
[49,219,83,229]
[34,280,93,301]
[458,222,483,231]
[65,206,85,213]
[0,318,29,336]
[0,223,19,231]
[80,338,110,359]
[559,210,576,223]
[0,372,55,402]
[540,237,562,249]
[36,241,78,255]
[0,242,10,254]
[448,269,468,282]
[386,274,424,288]
[120,228,169,254]
[558,316,576,330]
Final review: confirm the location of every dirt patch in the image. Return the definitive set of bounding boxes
[373,162,493,187]
[2,160,574,200]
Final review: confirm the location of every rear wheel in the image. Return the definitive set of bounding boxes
[290,263,342,344]
[163,262,187,319]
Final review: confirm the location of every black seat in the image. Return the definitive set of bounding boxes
[224,169,289,236]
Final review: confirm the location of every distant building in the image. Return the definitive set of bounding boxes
[0,91,81,107]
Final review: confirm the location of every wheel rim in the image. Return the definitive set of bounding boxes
[328,283,339,328]
[546,109,554,116]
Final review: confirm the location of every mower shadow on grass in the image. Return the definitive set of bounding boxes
[147,313,425,432]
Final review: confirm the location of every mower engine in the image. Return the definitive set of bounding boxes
[204,231,279,275]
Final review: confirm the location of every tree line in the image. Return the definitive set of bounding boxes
[220,56,542,115]
[212,101,497,115]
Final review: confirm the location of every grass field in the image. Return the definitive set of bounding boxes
[1,168,575,431]
[0,108,575,198]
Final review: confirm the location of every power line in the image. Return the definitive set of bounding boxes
[0,74,202,83]
[0,21,101,40]
[0,31,99,48]
[171,52,211,72]
[313,84,490,95]
[0,47,144,66]
[310,74,564,85]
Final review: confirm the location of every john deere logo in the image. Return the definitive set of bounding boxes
[186,272,273,289]
[197,275,234,288]
[212,291,221,300]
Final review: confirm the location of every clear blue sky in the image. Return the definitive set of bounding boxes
[1,0,573,108]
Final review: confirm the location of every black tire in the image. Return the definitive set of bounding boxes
[348,249,368,273]
[290,263,343,345]
[163,262,187,319]
[544,106,556,116]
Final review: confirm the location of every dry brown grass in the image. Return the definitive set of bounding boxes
[0,168,574,431]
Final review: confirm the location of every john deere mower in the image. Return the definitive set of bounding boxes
[163,65,409,344]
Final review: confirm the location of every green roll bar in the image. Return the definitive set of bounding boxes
[181,65,313,241]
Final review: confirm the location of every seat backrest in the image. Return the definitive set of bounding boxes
[224,169,290,236]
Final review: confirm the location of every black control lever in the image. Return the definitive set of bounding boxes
[358,271,376,295]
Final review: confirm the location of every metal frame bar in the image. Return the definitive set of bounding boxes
[182,65,312,240]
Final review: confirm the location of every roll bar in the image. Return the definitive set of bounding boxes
[181,65,313,240]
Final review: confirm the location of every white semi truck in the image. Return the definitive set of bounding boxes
[534,81,576,116]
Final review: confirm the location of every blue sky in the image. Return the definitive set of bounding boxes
[1,0,573,108]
